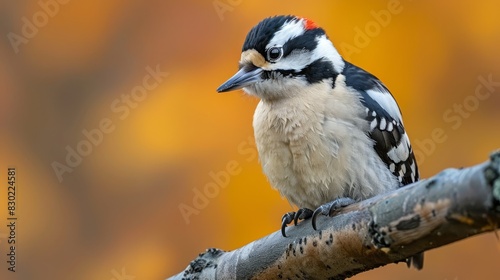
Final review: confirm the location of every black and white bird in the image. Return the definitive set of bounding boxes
[217,15,423,269]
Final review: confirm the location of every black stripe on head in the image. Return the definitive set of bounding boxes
[264,58,337,84]
[242,16,297,56]
[282,28,325,57]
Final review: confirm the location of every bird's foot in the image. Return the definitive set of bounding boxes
[281,208,313,237]
[311,197,356,230]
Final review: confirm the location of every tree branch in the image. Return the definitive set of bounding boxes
[169,151,500,280]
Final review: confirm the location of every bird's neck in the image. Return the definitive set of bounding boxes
[314,35,345,73]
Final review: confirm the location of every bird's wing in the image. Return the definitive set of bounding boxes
[342,61,419,185]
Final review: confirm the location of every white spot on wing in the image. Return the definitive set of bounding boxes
[389,163,395,173]
[398,169,404,181]
[410,160,417,182]
[370,119,378,130]
[387,133,410,163]
[387,121,393,131]
[379,118,387,130]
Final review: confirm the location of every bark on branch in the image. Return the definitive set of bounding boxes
[169,151,500,280]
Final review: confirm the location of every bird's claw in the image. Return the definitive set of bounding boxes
[281,208,313,237]
[294,208,313,225]
[281,212,295,237]
[311,197,356,230]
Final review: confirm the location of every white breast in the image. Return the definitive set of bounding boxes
[252,76,399,209]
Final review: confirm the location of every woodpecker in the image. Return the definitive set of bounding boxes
[217,15,423,269]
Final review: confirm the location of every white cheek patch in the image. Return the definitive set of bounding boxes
[267,19,305,49]
[267,49,312,71]
[313,35,344,73]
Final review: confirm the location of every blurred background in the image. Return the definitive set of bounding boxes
[0,0,499,279]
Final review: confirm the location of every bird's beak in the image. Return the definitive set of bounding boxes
[217,66,263,93]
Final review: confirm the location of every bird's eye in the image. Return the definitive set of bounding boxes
[267,46,283,62]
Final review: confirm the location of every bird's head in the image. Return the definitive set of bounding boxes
[217,15,345,100]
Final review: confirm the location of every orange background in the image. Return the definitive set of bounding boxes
[0,1,499,279]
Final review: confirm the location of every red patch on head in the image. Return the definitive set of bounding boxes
[302,18,318,30]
